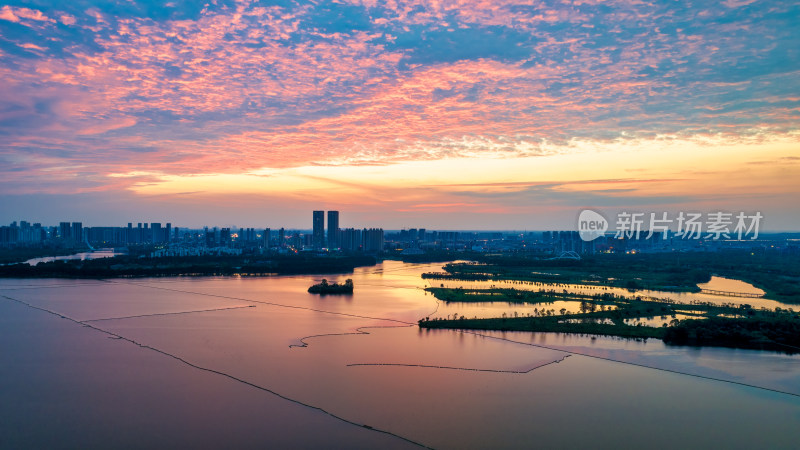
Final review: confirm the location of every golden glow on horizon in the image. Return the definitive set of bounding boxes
[128,136,800,212]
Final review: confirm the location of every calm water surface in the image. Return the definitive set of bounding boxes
[698,275,767,295]
[433,275,786,309]
[1,261,798,448]
[24,249,122,266]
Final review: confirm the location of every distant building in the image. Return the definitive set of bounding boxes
[362,228,384,253]
[340,228,362,251]
[0,223,19,246]
[59,222,71,240]
[327,210,339,249]
[9,221,44,244]
[204,227,215,247]
[151,223,162,243]
[71,222,83,242]
[240,227,256,243]
[313,211,325,249]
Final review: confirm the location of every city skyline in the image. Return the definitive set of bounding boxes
[1,2,799,229]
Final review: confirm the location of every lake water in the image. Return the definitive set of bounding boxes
[698,275,767,295]
[431,275,786,310]
[23,249,123,266]
[1,261,799,448]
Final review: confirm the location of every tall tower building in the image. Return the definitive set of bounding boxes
[362,228,384,253]
[327,210,339,249]
[71,222,82,242]
[313,211,325,249]
[59,222,71,240]
[151,223,162,243]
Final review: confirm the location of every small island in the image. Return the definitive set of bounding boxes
[308,278,354,294]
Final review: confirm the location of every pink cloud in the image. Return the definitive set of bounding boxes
[60,14,77,25]
[0,5,55,24]
[0,0,796,200]
[77,116,138,135]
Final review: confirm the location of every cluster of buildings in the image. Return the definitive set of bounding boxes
[311,210,384,252]
[0,221,48,245]
[0,211,386,255]
[0,221,177,248]
[2,212,794,256]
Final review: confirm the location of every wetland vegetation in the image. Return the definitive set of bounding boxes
[420,286,800,352]
[421,250,800,303]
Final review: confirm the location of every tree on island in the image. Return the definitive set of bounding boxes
[308,278,353,294]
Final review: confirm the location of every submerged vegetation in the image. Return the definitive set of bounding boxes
[308,278,354,294]
[420,286,800,353]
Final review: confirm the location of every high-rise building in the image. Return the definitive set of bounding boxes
[59,222,71,240]
[0,224,19,246]
[241,227,255,242]
[313,210,325,249]
[264,227,271,247]
[340,228,362,252]
[12,221,44,244]
[151,223,162,243]
[362,228,384,253]
[327,210,339,249]
[166,223,172,243]
[71,222,82,242]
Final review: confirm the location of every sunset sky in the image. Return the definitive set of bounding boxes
[1,0,798,230]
